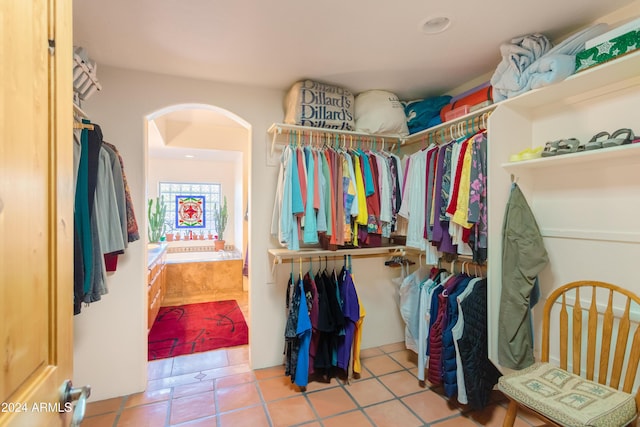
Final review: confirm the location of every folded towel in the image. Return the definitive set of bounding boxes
[491,23,609,101]
[502,34,552,75]
[491,34,551,100]
[526,54,577,90]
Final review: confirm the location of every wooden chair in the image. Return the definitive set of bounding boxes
[499,281,640,427]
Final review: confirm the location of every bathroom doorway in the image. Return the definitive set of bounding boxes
[145,103,251,366]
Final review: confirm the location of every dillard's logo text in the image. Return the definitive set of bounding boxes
[299,88,353,130]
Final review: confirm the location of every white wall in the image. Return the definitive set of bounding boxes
[74,66,282,401]
[148,156,241,247]
[74,65,405,401]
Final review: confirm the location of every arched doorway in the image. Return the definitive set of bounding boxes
[145,103,251,364]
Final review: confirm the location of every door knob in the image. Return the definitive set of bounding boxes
[59,380,91,427]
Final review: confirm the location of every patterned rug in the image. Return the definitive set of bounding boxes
[148,300,248,361]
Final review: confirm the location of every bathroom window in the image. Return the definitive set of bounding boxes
[158,182,221,235]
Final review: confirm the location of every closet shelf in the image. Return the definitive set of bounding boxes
[502,142,640,171]
[498,50,640,112]
[268,246,407,264]
[268,123,404,140]
[268,123,406,155]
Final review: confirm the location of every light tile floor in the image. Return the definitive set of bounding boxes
[83,341,551,427]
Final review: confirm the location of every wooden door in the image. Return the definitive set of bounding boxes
[0,0,74,426]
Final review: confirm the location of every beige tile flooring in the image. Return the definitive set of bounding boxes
[83,342,551,427]
[84,292,549,426]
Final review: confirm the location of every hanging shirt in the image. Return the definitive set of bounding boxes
[431,144,457,254]
[452,137,474,229]
[320,151,333,237]
[446,139,470,217]
[342,154,355,243]
[303,146,318,244]
[315,150,328,234]
[74,126,93,308]
[366,153,382,235]
[400,148,429,250]
[101,144,128,250]
[424,146,439,241]
[452,277,481,405]
[294,276,312,387]
[375,153,393,237]
[296,147,308,210]
[284,274,299,379]
[336,267,360,371]
[353,154,368,227]
[345,152,359,218]
[467,133,488,263]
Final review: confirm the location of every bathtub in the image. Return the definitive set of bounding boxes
[162,247,245,306]
[165,248,243,264]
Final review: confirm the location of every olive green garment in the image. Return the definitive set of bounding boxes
[498,183,549,370]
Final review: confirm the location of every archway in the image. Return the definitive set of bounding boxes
[145,103,251,361]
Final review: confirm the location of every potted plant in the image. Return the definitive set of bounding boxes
[147,197,167,244]
[164,224,174,241]
[212,196,228,251]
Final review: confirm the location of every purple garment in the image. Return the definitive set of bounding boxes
[431,145,457,254]
[401,156,411,196]
[336,268,360,371]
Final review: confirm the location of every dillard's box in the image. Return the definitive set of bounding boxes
[284,80,356,130]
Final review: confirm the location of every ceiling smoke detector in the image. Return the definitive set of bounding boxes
[420,16,451,34]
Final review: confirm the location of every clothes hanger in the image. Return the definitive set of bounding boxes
[73,105,94,130]
[73,121,94,130]
[299,256,303,280]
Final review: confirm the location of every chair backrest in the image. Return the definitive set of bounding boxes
[541,281,640,402]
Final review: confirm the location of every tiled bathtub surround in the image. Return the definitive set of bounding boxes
[162,254,243,306]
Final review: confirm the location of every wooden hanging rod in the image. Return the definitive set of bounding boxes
[269,246,406,265]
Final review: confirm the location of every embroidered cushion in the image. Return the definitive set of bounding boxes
[498,362,636,427]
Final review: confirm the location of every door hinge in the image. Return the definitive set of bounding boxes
[48,39,55,55]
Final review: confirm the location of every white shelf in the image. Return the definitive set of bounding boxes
[498,50,640,111]
[487,48,640,369]
[502,142,640,171]
[268,123,404,141]
[267,123,405,157]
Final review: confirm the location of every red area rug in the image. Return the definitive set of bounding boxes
[148,300,248,361]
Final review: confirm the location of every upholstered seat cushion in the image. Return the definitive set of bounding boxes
[498,362,637,427]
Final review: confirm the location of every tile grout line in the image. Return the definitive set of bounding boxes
[379,348,463,426]
[336,364,390,426]
[111,396,127,427]
[164,385,176,427]
[254,373,275,427]
[301,391,325,427]
[212,377,222,427]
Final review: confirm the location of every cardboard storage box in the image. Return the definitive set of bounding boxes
[576,29,640,72]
